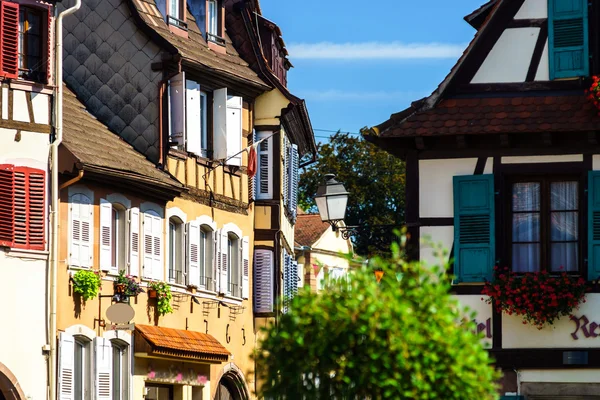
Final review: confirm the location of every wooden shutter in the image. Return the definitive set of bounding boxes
[213,88,228,160]
[94,337,112,400]
[70,193,92,267]
[219,229,229,294]
[186,79,202,155]
[254,249,274,313]
[257,133,272,200]
[187,222,200,287]
[58,332,75,400]
[283,250,296,313]
[548,0,589,79]
[26,169,45,250]
[128,207,140,276]
[152,214,163,280]
[289,144,299,219]
[242,236,249,299]
[0,165,14,247]
[0,2,19,79]
[169,72,186,148]
[226,95,242,166]
[453,175,495,283]
[249,130,256,202]
[588,172,600,280]
[99,199,114,273]
[143,212,154,279]
[283,135,289,206]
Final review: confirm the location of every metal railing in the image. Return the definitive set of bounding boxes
[200,276,216,292]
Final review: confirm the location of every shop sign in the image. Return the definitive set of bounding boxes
[570,315,600,340]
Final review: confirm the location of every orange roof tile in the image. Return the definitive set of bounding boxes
[295,214,330,247]
[135,324,230,363]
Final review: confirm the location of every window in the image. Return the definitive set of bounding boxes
[200,226,214,291]
[100,200,127,273]
[0,2,49,82]
[168,217,184,285]
[548,0,589,79]
[112,342,129,400]
[256,132,273,200]
[167,0,186,29]
[510,178,580,273]
[227,233,240,297]
[0,164,45,250]
[207,0,224,44]
[143,209,164,281]
[282,250,298,313]
[282,135,299,220]
[74,337,92,400]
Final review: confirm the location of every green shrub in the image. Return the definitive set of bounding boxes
[255,241,500,399]
[72,270,101,302]
[148,281,173,316]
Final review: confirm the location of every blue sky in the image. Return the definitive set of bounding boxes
[259,0,485,142]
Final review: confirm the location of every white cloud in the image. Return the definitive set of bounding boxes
[298,89,428,102]
[287,41,465,60]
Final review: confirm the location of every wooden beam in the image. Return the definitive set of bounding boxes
[542,132,552,146]
[507,18,547,28]
[500,134,510,148]
[456,80,587,93]
[526,20,548,82]
[415,137,425,150]
[588,132,598,145]
[456,135,467,149]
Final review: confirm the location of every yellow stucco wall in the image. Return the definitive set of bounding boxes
[254,89,289,126]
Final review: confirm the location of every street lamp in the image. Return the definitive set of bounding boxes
[315,174,349,230]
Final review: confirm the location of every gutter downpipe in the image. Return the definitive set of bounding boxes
[50,2,81,400]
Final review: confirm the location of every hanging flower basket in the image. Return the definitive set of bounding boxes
[586,76,600,115]
[482,267,588,329]
[147,289,158,299]
[114,283,127,294]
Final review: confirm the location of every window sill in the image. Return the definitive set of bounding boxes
[221,295,243,305]
[2,247,49,260]
[9,80,53,94]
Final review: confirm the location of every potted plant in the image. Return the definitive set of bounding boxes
[72,270,102,302]
[148,281,174,315]
[114,270,143,296]
[586,76,600,114]
[187,284,198,294]
[482,266,588,329]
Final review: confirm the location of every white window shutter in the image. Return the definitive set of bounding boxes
[186,79,202,155]
[152,215,164,280]
[226,95,242,166]
[283,135,289,206]
[169,72,186,148]
[242,236,249,299]
[79,197,93,268]
[99,199,114,273]
[257,132,272,200]
[289,144,299,219]
[253,249,274,313]
[94,337,112,400]
[127,207,140,276]
[58,332,75,400]
[220,229,229,294]
[69,196,82,267]
[187,222,200,287]
[142,213,154,279]
[213,88,228,160]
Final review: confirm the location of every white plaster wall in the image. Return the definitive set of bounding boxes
[514,0,548,19]
[503,293,600,348]
[593,155,600,170]
[0,128,49,166]
[502,154,583,164]
[419,158,492,218]
[453,295,493,348]
[2,88,8,119]
[12,91,29,122]
[313,227,352,256]
[31,92,50,125]
[534,41,549,81]
[519,369,600,383]
[471,28,540,83]
[420,226,453,268]
[0,252,48,400]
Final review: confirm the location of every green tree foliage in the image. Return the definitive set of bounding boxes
[299,132,405,255]
[255,241,500,399]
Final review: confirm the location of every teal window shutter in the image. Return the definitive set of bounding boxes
[588,172,600,280]
[453,174,495,283]
[548,0,589,79]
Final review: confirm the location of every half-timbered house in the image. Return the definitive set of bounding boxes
[365,0,600,397]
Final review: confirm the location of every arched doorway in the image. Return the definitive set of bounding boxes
[214,371,249,400]
[0,363,26,400]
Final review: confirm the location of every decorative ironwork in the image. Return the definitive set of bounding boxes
[228,304,245,321]
[202,300,220,317]
[330,223,403,252]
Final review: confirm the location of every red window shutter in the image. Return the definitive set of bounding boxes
[13,167,45,250]
[0,164,15,247]
[0,2,20,79]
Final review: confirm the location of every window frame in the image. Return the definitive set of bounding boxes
[73,336,92,400]
[111,203,127,273]
[206,0,224,45]
[168,216,184,285]
[111,340,130,400]
[166,0,187,30]
[506,174,583,275]
[18,5,44,82]
[199,224,214,291]
[227,232,240,297]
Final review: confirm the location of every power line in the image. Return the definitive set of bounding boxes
[313,128,362,136]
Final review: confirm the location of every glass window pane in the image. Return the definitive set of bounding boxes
[551,181,578,211]
[551,211,578,241]
[112,347,122,399]
[551,243,578,272]
[512,213,540,242]
[512,243,540,273]
[512,182,540,211]
[28,12,41,34]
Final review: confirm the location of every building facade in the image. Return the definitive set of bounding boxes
[366,0,600,397]
[0,0,55,399]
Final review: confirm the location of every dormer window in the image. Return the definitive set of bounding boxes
[167,0,187,30]
[207,0,225,46]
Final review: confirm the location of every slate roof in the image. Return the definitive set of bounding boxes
[295,214,330,247]
[129,0,269,90]
[135,324,230,362]
[62,85,184,192]
[377,93,600,138]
